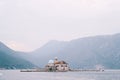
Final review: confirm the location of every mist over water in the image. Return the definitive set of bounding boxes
[0,70,120,80]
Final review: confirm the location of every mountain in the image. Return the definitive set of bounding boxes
[0,42,36,69]
[24,40,68,67]
[28,33,120,69]
[2,33,120,69]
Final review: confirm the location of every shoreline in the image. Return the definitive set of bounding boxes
[1,69,120,72]
[20,69,105,72]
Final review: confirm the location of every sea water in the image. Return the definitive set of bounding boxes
[0,70,120,80]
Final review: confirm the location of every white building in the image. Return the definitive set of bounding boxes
[45,58,70,72]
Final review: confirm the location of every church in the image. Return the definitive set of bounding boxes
[45,57,70,72]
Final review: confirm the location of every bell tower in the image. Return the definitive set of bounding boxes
[54,57,58,63]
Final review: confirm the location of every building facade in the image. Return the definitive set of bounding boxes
[45,58,70,72]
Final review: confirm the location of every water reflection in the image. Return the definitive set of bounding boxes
[0,70,120,80]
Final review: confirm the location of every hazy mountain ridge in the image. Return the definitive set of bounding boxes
[28,33,120,69]
[0,42,35,69]
[24,40,69,67]
[59,34,120,69]
[1,33,120,69]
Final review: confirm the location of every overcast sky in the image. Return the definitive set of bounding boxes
[0,0,120,51]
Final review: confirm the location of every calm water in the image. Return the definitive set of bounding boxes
[0,70,120,80]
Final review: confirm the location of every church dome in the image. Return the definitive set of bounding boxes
[48,60,54,64]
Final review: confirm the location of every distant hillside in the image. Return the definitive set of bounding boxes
[0,42,35,69]
[27,33,120,69]
[1,33,120,69]
[21,40,68,67]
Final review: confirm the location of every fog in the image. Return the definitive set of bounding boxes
[0,0,120,51]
